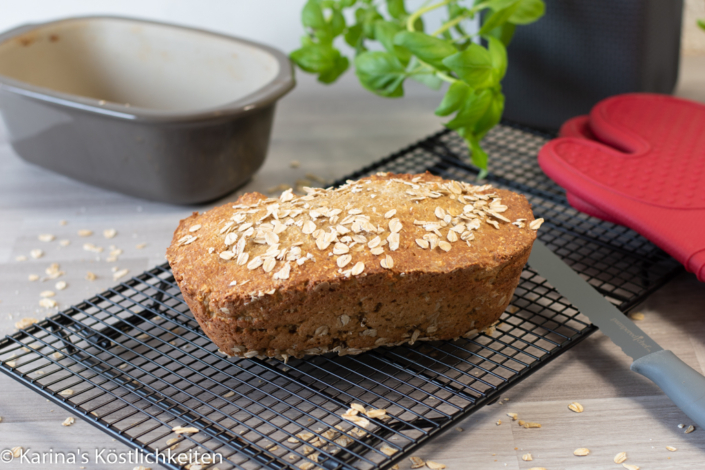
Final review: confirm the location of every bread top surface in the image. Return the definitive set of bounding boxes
[167,172,537,306]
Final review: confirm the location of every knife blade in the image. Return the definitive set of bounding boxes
[528,239,705,428]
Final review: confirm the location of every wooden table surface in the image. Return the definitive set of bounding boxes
[1,55,704,470]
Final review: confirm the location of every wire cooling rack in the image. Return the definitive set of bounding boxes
[0,123,682,470]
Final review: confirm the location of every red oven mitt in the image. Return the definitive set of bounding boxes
[538,93,705,281]
[556,115,624,224]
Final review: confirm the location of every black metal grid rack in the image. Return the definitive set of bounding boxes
[0,123,683,470]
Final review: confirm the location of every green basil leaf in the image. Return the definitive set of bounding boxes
[300,35,315,47]
[509,0,545,25]
[290,44,339,74]
[394,31,457,71]
[302,1,326,29]
[487,36,507,81]
[355,7,366,23]
[468,138,489,176]
[449,3,471,19]
[386,0,407,20]
[698,18,705,31]
[484,0,520,11]
[478,1,520,36]
[315,28,334,45]
[445,88,493,130]
[318,54,350,83]
[375,21,411,64]
[363,7,384,39]
[473,89,505,137]
[486,22,516,46]
[435,81,471,116]
[355,51,406,97]
[410,72,443,90]
[412,16,425,32]
[344,23,364,47]
[341,0,357,7]
[330,9,346,37]
[441,44,493,87]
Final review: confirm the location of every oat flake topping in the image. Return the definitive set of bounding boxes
[175,174,539,287]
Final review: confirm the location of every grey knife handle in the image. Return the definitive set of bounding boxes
[631,349,705,429]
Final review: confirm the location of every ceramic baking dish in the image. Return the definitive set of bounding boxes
[0,16,295,204]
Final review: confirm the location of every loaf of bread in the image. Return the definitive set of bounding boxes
[166,172,539,361]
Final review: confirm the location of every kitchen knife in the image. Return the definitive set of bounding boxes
[528,240,705,428]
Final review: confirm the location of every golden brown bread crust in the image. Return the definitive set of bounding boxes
[166,172,537,360]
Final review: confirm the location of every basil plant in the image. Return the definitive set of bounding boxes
[291,0,545,179]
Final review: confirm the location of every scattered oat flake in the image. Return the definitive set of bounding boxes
[366,408,387,419]
[16,255,27,261]
[60,389,74,397]
[380,444,397,456]
[685,424,696,433]
[172,426,199,434]
[40,290,56,298]
[136,243,147,249]
[62,417,75,426]
[11,447,23,458]
[334,254,351,268]
[666,446,677,452]
[614,451,627,464]
[85,271,97,281]
[574,447,590,456]
[40,298,57,308]
[629,312,645,321]
[113,269,129,281]
[496,420,502,425]
[522,453,533,461]
[622,465,639,470]
[529,218,544,230]
[134,466,151,470]
[568,401,584,413]
[83,243,103,253]
[506,412,518,421]
[438,241,451,252]
[290,160,300,168]
[527,468,547,470]
[30,249,44,259]
[103,228,117,238]
[38,234,55,242]
[426,461,446,470]
[351,403,366,414]
[409,456,425,469]
[522,422,541,428]
[59,239,70,246]
[15,317,38,329]
[380,255,393,269]
[77,229,93,237]
[55,281,67,290]
[28,274,39,282]
[59,220,68,225]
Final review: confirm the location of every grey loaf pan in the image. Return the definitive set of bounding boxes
[0,16,295,204]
